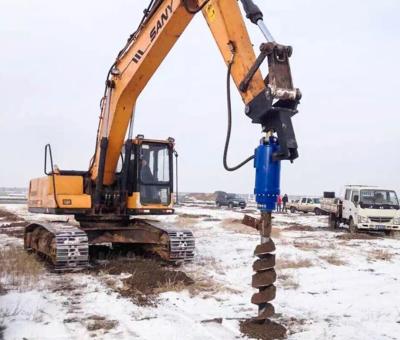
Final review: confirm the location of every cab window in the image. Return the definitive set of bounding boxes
[139,143,171,206]
[351,191,359,203]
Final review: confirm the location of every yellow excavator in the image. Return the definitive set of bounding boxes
[25,0,300,322]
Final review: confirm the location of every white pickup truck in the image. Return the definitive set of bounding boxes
[321,185,400,234]
[288,197,323,215]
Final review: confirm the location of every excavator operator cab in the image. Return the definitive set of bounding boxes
[121,136,175,214]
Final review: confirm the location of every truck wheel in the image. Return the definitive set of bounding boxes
[228,202,234,209]
[216,202,221,208]
[349,217,358,234]
[314,208,321,216]
[290,207,296,213]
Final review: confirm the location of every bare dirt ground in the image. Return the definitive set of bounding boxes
[1,204,400,339]
[240,319,287,340]
[94,259,194,306]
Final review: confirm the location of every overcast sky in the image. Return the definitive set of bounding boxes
[1,0,399,195]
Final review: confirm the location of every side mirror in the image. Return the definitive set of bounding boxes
[354,195,359,204]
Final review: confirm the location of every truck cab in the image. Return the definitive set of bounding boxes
[342,185,400,233]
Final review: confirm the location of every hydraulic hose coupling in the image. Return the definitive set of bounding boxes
[254,136,281,212]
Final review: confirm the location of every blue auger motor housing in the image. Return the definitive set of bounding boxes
[254,136,281,212]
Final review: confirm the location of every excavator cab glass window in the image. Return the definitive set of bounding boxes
[138,143,172,205]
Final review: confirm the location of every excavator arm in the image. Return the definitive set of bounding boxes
[91,0,300,188]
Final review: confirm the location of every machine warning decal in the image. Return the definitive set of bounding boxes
[205,3,216,22]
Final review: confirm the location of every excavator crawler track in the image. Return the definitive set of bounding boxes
[24,223,89,272]
[24,219,195,271]
[128,219,195,261]
[165,229,195,261]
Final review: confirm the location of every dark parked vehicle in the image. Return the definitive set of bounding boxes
[215,192,246,209]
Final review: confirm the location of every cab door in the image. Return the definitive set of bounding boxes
[350,190,360,221]
[300,197,307,211]
[306,198,314,212]
[138,142,173,206]
[342,188,352,220]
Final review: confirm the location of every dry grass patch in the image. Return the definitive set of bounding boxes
[179,213,211,219]
[278,274,299,290]
[221,216,282,238]
[271,227,282,239]
[367,249,394,262]
[293,241,324,251]
[154,278,188,294]
[0,208,21,222]
[84,315,119,332]
[174,215,202,228]
[0,246,44,289]
[0,221,27,239]
[320,253,347,266]
[336,233,377,240]
[187,274,240,297]
[221,218,256,234]
[276,258,314,269]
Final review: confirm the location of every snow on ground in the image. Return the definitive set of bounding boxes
[1,204,400,339]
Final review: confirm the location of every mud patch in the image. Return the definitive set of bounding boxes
[95,259,194,306]
[201,317,223,324]
[277,316,309,336]
[240,209,259,214]
[283,224,314,232]
[336,233,378,240]
[240,319,286,340]
[0,283,7,296]
[0,324,5,340]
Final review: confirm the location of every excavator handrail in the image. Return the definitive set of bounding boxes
[44,143,59,209]
[44,143,55,176]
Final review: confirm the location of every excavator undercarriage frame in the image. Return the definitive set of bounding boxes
[24,219,195,271]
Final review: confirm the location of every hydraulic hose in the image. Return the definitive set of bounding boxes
[223,60,255,172]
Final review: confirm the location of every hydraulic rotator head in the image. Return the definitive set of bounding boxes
[254,136,281,212]
[239,0,301,162]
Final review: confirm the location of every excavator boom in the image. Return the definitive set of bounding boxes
[91,0,272,187]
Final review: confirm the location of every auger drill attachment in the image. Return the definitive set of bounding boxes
[238,0,300,326]
[252,136,280,321]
